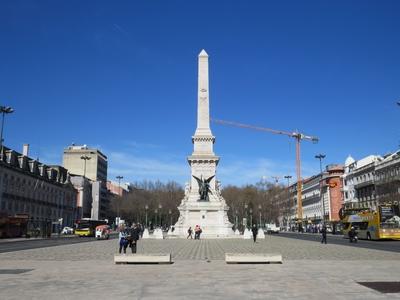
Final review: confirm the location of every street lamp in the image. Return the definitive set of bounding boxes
[258,204,262,227]
[145,205,149,228]
[249,208,253,226]
[80,155,91,178]
[158,204,162,227]
[315,154,326,224]
[235,209,238,229]
[284,175,292,228]
[116,175,123,196]
[154,208,158,227]
[244,203,248,228]
[169,209,172,227]
[272,176,279,185]
[0,106,14,160]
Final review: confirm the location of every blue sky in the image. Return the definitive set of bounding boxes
[1,1,399,187]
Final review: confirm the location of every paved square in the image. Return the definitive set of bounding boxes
[1,236,400,299]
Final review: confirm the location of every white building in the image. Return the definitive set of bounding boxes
[342,154,383,209]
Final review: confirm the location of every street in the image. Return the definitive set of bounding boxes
[0,234,117,254]
[275,232,400,253]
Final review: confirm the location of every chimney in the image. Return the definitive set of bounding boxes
[23,144,29,156]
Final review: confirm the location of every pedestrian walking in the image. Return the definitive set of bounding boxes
[187,226,193,239]
[118,226,129,254]
[321,225,327,244]
[251,224,258,243]
[138,223,144,238]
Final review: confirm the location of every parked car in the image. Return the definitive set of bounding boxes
[61,226,74,235]
[265,223,280,234]
[325,225,333,233]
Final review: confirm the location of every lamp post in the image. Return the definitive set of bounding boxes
[0,106,14,159]
[116,175,123,196]
[235,210,238,229]
[145,205,148,228]
[244,203,248,228]
[315,154,326,224]
[169,209,172,227]
[249,208,253,226]
[258,204,262,227]
[284,175,292,228]
[115,175,123,225]
[80,155,91,178]
[158,204,162,227]
[154,208,158,227]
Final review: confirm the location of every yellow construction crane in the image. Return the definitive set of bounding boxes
[211,118,318,222]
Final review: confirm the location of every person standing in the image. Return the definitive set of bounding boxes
[251,224,258,243]
[118,226,128,254]
[187,226,193,239]
[321,225,327,244]
[128,223,140,254]
[197,226,202,240]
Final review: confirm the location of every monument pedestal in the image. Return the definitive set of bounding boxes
[174,200,234,238]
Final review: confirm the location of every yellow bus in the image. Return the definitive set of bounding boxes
[75,219,107,237]
[340,205,400,240]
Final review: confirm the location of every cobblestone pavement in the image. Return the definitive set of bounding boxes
[1,236,400,299]
[1,235,399,261]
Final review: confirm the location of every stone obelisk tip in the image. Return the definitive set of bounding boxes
[199,49,208,57]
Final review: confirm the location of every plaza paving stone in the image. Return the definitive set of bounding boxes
[1,235,399,261]
[1,235,400,299]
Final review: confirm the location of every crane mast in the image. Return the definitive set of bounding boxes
[212,118,318,223]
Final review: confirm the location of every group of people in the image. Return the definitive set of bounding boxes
[118,223,358,249]
[118,223,141,254]
[187,225,202,239]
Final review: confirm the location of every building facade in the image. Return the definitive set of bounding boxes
[0,145,77,227]
[63,145,109,220]
[284,165,344,226]
[107,180,130,197]
[375,151,400,204]
[63,145,107,182]
[342,155,382,209]
[324,164,344,221]
[69,175,92,220]
[343,151,400,209]
[301,174,322,223]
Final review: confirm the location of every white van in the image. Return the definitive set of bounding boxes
[265,223,280,234]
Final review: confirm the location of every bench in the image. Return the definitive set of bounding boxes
[114,253,172,264]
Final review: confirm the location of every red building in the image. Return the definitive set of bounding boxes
[324,164,344,221]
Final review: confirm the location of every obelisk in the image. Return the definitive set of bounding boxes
[195,49,213,137]
[189,49,218,195]
[173,50,234,238]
